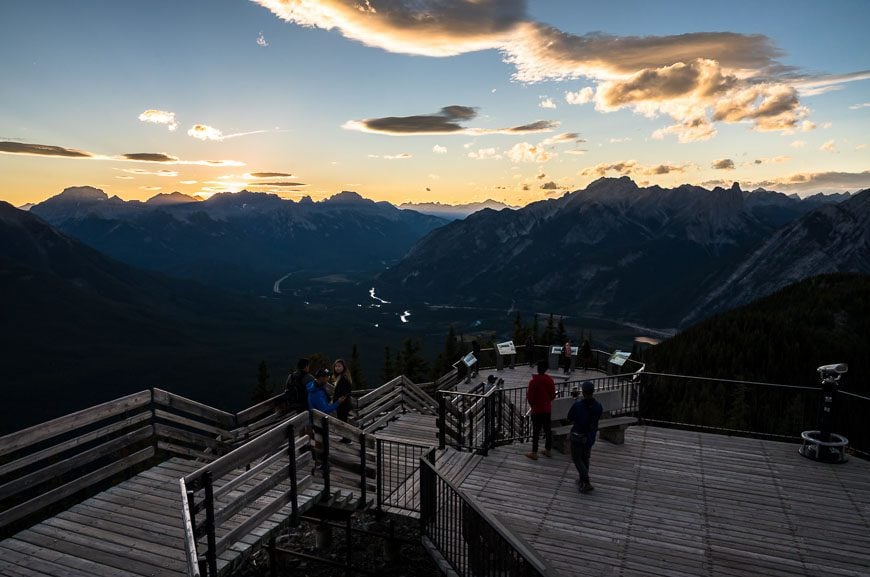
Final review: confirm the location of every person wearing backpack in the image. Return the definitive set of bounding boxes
[568,381,604,493]
[285,358,315,412]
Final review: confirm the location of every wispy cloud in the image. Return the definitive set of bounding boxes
[246,172,296,178]
[0,141,92,158]
[538,96,556,109]
[820,139,837,153]
[467,148,502,160]
[790,140,806,148]
[712,158,735,170]
[850,102,870,110]
[753,156,789,165]
[579,160,689,178]
[432,145,448,154]
[368,153,412,160]
[745,170,870,193]
[139,186,162,191]
[138,109,178,131]
[506,142,553,163]
[187,123,285,142]
[257,31,269,47]
[344,105,558,135]
[249,181,307,187]
[120,168,179,177]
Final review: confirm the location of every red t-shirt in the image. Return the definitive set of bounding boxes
[527,373,556,414]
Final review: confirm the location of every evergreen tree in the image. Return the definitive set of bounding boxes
[512,312,525,344]
[542,313,556,345]
[251,360,274,403]
[398,338,429,383]
[350,344,366,390]
[557,317,567,345]
[382,346,394,383]
[308,353,332,375]
[432,326,460,380]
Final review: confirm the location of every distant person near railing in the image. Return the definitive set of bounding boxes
[286,357,314,412]
[526,360,556,460]
[525,334,536,367]
[332,358,353,443]
[579,340,593,371]
[472,340,481,377]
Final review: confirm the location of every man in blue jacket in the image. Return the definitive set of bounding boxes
[568,380,604,493]
[307,368,346,416]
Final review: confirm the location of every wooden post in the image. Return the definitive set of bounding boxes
[438,394,446,450]
[375,439,383,512]
[203,471,218,576]
[358,432,367,508]
[288,423,298,525]
[321,416,331,500]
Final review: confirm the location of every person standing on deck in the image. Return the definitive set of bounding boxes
[525,333,536,367]
[471,340,482,377]
[332,359,354,443]
[526,360,556,460]
[563,338,573,374]
[568,380,604,493]
[286,358,314,412]
[579,339,593,371]
[307,368,346,417]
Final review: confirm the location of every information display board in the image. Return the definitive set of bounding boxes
[462,353,477,367]
[550,346,563,355]
[608,351,631,366]
[496,341,516,356]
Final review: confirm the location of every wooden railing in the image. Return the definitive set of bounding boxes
[355,376,438,432]
[0,388,291,535]
[180,411,313,577]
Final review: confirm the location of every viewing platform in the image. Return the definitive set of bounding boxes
[1,346,868,577]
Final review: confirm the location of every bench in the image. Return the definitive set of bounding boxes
[549,390,637,452]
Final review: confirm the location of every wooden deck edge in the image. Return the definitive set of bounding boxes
[421,535,461,577]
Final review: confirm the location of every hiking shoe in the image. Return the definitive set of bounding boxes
[525,452,538,460]
[541,449,552,458]
[580,483,594,494]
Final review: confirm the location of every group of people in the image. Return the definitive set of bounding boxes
[285,357,353,428]
[526,360,603,494]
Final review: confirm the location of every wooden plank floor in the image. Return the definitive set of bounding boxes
[458,426,870,577]
[0,457,324,577]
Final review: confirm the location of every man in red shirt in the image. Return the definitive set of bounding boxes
[526,359,556,459]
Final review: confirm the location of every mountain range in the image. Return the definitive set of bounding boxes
[377,177,866,330]
[398,199,516,220]
[30,187,446,293]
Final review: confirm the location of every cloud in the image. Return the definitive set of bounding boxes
[565,87,594,105]
[115,175,134,180]
[538,96,556,109]
[138,109,178,131]
[609,137,631,143]
[579,160,688,178]
[188,124,223,141]
[249,181,307,187]
[467,148,502,160]
[180,180,198,184]
[753,156,789,165]
[541,181,559,190]
[344,105,557,136]
[712,158,735,170]
[746,170,870,193]
[433,145,447,154]
[120,168,179,177]
[247,172,296,178]
[850,102,870,110]
[540,132,583,146]
[857,144,868,150]
[790,140,806,148]
[122,152,179,162]
[368,153,412,160]
[564,149,587,155]
[0,141,92,158]
[506,142,553,163]
[121,152,244,166]
[820,140,837,153]
[257,31,269,47]
[140,186,162,191]
[255,1,870,142]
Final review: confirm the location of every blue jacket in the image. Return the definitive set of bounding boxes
[568,397,603,447]
[307,380,341,415]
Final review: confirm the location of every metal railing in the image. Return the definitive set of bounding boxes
[419,454,553,577]
[638,372,870,457]
[376,438,434,515]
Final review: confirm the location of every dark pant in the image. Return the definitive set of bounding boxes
[571,439,592,483]
[530,413,552,452]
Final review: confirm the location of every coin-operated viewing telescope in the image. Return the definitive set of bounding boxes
[799,363,849,463]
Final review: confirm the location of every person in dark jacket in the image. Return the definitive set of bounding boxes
[307,368,345,416]
[525,360,556,460]
[524,334,536,367]
[286,358,314,412]
[332,358,354,443]
[579,340,593,371]
[471,340,481,377]
[568,380,604,493]
[563,339,573,374]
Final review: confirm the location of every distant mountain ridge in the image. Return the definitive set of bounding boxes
[30,187,447,292]
[399,199,516,220]
[378,177,858,329]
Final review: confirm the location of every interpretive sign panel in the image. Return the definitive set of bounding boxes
[462,353,477,367]
[496,341,516,356]
[570,347,579,356]
[608,351,631,366]
[551,346,563,355]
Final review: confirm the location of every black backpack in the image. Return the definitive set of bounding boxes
[285,371,312,410]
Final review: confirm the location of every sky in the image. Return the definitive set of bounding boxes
[1,0,869,208]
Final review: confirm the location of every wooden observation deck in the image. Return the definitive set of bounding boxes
[2,357,869,577]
